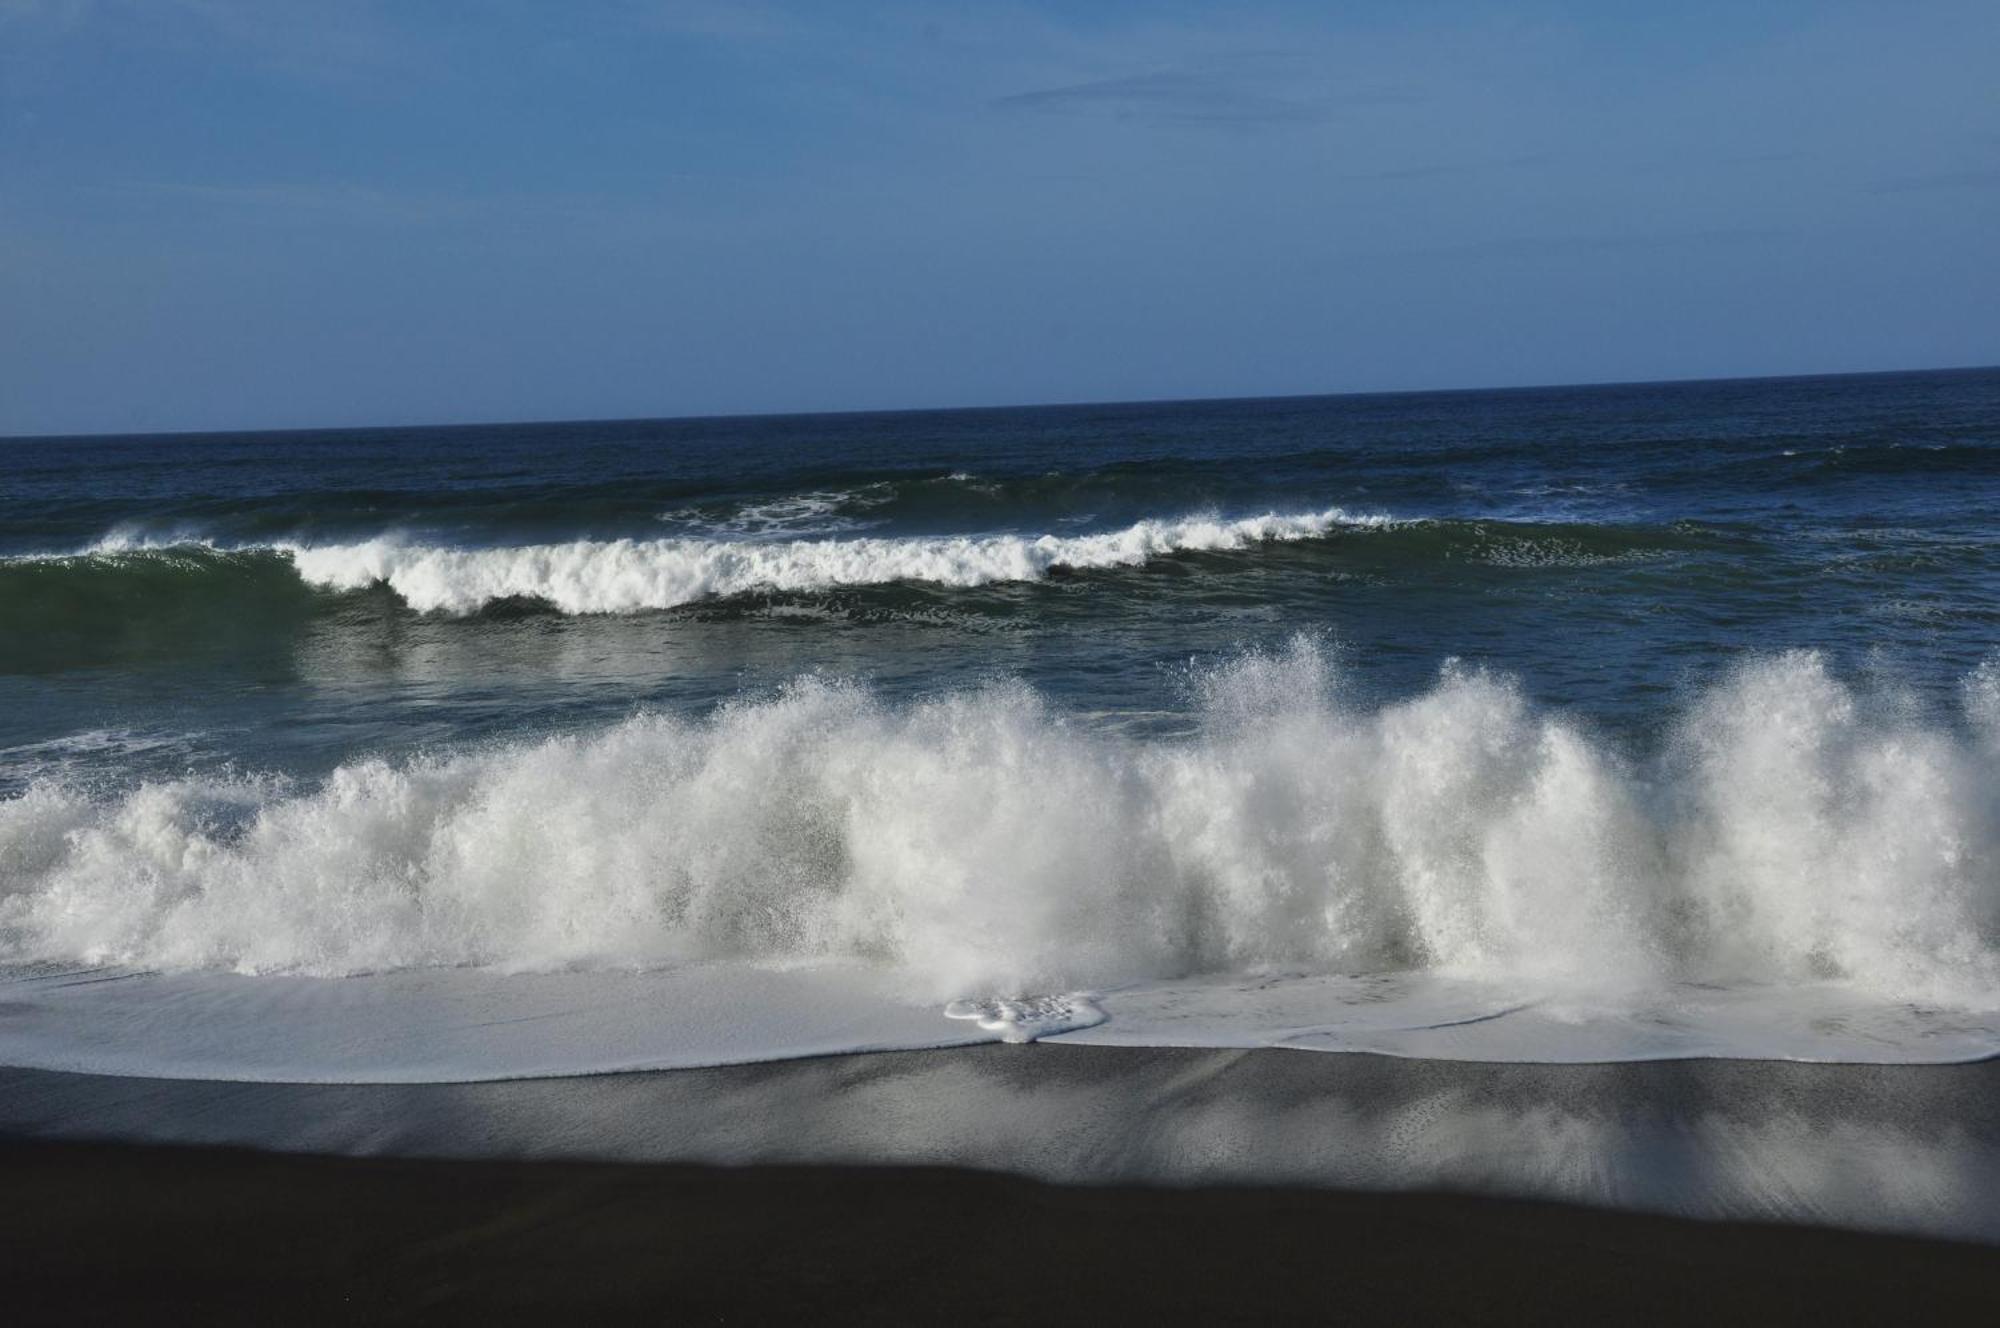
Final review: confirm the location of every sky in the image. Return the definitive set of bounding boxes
[1,1,1997,435]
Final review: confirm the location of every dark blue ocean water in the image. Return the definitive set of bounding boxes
[5,367,1997,792]
[8,370,2000,1253]
[5,363,2000,1082]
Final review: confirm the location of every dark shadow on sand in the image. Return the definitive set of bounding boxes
[4,1138,2000,1325]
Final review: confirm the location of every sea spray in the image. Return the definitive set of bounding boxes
[279,508,1396,613]
[4,642,1995,1007]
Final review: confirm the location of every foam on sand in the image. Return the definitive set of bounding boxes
[944,993,1107,1044]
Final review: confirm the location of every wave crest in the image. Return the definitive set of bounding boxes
[3,644,1995,1005]
[281,508,1392,614]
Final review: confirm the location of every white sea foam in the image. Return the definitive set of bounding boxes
[3,643,1995,1020]
[944,993,1108,1044]
[277,507,1392,613]
[656,484,894,538]
[84,526,219,555]
[0,530,223,562]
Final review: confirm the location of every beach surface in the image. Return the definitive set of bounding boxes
[6,1137,2000,1325]
[7,1045,2000,1244]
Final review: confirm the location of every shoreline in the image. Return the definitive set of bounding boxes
[8,1043,2000,1245]
[5,1137,2000,1324]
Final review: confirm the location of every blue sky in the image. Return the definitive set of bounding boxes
[2,0,1996,434]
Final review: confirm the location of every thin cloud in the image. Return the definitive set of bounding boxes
[1869,168,2000,193]
[1717,150,1807,165]
[103,179,459,227]
[1395,228,1791,262]
[992,69,1417,129]
[632,0,794,42]
[1340,154,1552,185]
[1345,163,1473,182]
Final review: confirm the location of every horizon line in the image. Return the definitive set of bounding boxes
[6,359,1997,444]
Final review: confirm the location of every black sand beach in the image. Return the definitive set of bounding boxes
[5,1138,2000,1325]
[5,1048,2000,1321]
[8,1047,2000,1237]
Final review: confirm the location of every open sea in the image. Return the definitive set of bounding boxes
[3,366,1999,1078]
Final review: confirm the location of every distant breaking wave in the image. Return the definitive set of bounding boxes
[283,508,1394,613]
[0,508,1395,618]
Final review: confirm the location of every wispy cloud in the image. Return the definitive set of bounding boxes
[1341,154,1552,184]
[0,0,90,24]
[1,0,415,86]
[1344,162,1472,182]
[103,179,460,227]
[1717,150,1807,165]
[992,67,1417,129]
[1869,167,2000,193]
[1396,228,1792,262]
[632,0,795,43]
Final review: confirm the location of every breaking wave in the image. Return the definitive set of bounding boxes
[4,643,1996,1007]
[0,508,1393,621]
[283,508,1392,613]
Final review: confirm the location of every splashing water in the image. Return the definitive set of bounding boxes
[5,643,1995,1018]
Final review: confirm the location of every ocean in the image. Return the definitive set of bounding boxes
[3,366,1999,1078]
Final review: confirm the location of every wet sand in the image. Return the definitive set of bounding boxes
[7,1046,2000,1241]
[6,1046,2000,1321]
[5,1138,2000,1325]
